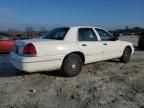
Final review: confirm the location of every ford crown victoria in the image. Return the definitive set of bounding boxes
[10,26,134,77]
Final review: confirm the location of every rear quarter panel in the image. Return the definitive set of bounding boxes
[33,42,80,57]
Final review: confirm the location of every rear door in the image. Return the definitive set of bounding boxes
[95,28,121,59]
[77,28,103,63]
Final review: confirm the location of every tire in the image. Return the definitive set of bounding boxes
[120,47,131,63]
[61,53,83,77]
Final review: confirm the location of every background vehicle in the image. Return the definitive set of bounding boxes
[10,26,134,77]
[138,31,144,49]
[0,33,16,53]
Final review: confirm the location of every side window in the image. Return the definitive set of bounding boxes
[78,28,98,41]
[0,35,14,40]
[42,27,69,40]
[95,28,113,41]
[0,35,3,40]
[55,31,67,39]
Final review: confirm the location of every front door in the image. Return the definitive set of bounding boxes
[95,28,121,59]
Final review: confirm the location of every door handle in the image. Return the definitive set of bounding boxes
[81,44,87,46]
[103,43,108,45]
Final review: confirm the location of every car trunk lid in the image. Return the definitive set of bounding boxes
[14,39,66,56]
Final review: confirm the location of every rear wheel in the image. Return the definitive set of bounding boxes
[120,47,131,63]
[61,54,83,77]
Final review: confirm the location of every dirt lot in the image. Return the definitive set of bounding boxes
[0,35,144,108]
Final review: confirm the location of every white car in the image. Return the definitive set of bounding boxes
[10,26,134,77]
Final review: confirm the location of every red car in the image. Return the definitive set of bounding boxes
[0,34,16,53]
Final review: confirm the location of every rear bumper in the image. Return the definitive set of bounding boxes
[10,52,63,72]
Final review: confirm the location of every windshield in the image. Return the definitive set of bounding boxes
[42,27,69,40]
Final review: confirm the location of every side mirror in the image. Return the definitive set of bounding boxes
[114,36,119,40]
[113,33,119,40]
[110,33,119,41]
[113,33,119,37]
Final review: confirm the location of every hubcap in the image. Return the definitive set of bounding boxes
[72,63,76,69]
[124,49,130,60]
[125,50,130,57]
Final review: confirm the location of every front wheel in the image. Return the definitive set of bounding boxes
[120,47,131,63]
[61,54,83,77]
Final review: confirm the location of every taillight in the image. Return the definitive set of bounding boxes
[23,43,36,55]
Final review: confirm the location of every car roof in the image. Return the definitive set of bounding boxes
[67,26,103,29]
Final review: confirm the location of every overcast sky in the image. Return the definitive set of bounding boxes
[0,0,144,30]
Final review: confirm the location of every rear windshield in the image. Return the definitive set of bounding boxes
[42,27,69,40]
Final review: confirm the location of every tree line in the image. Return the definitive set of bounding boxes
[1,26,144,39]
[109,26,144,36]
[0,27,48,39]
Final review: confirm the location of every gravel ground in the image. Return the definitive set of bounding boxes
[0,35,144,108]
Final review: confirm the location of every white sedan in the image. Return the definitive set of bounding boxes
[10,26,134,77]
